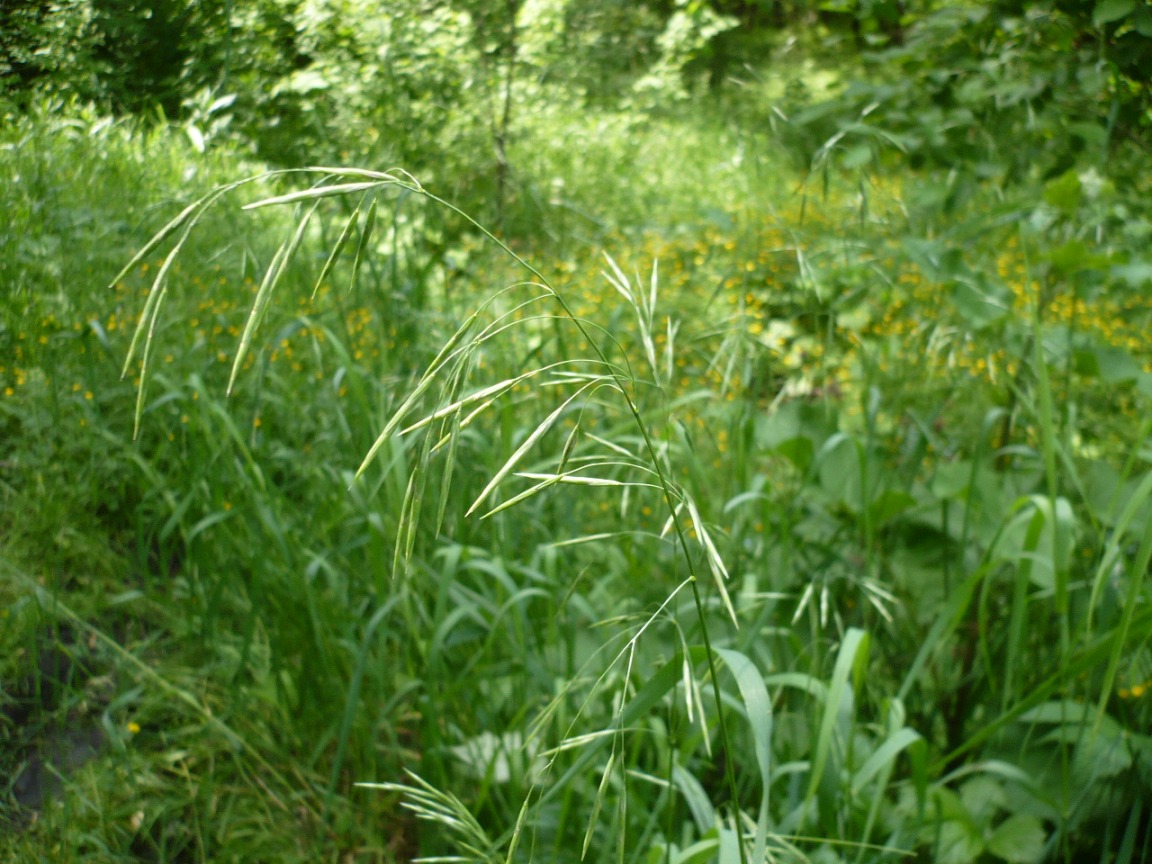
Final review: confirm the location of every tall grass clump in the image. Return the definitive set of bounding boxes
[1,106,432,861]
[115,166,775,860]
[99,162,946,863]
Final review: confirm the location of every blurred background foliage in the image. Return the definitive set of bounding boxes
[4,0,1148,189]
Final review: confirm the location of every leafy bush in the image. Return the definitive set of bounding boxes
[768,0,1152,183]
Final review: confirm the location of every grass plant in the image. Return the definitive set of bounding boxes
[3,94,1152,863]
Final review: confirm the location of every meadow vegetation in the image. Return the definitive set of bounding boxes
[3,2,1152,862]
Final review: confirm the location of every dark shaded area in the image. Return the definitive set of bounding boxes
[2,630,111,827]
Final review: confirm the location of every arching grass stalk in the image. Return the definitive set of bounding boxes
[124,166,751,862]
[342,170,749,863]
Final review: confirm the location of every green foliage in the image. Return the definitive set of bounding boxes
[5,5,1152,862]
[767,0,1152,183]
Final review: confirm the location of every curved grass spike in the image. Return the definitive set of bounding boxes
[347,195,378,292]
[121,169,334,436]
[228,199,320,395]
[129,166,753,863]
[311,196,364,298]
[125,224,194,439]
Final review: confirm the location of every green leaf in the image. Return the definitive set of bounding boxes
[950,279,1009,330]
[1045,240,1106,276]
[938,819,985,864]
[867,489,917,526]
[1074,728,1133,781]
[960,776,1005,825]
[671,838,720,864]
[716,648,773,860]
[1076,346,1142,383]
[806,629,869,812]
[1043,170,1081,216]
[850,726,922,794]
[715,649,772,793]
[840,143,873,169]
[1019,700,1094,725]
[986,814,1045,864]
[931,460,974,500]
[776,436,815,472]
[757,401,835,453]
[671,766,715,835]
[1133,5,1152,35]
[1112,259,1152,287]
[764,671,829,701]
[1092,347,1138,384]
[1093,0,1136,26]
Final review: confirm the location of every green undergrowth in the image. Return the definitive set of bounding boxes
[3,99,1152,864]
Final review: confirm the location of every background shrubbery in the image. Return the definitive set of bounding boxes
[3,2,1152,862]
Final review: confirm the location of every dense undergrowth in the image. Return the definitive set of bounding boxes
[4,56,1152,864]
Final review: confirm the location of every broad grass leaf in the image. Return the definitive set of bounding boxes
[764,672,828,701]
[806,628,869,821]
[670,838,720,864]
[1018,700,1095,725]
[671,764,714,835]
[716,647,773,862]
[1095,486,1152,727]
